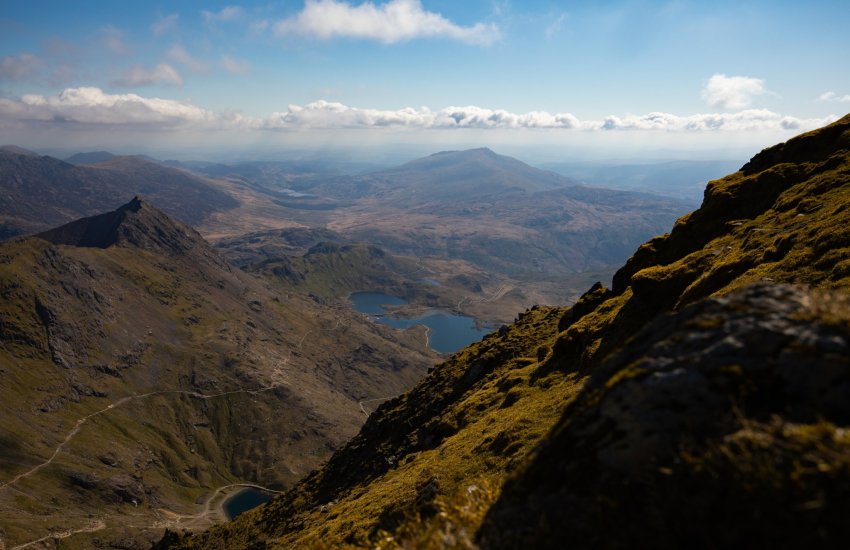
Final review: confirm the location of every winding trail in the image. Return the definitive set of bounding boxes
[9,519,106,550]
[0,384,288,493]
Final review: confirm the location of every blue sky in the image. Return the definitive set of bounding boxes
[1,0,848,160]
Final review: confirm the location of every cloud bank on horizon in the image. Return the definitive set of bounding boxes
[0,85,834,135]
[0,0,847,154]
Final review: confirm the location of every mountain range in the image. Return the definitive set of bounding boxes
[1,145,693,326]
[161,114,850,548]
[0,148,238,239]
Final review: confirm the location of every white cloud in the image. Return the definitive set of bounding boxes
[220,55,251,75]
[701,74,767,110]
[168,45,208,74]
[0,88,835,136]
[818,91,850,103]
[202,6,244,23]
[595,109,833,132]
[113,63,184,87]
[152,13,179,36]
[264,101,580,129]
[101,25,129,54]
[265,102,831,132]
[0,53,43,81]
[0,87,215,126]
[273,0,499,45]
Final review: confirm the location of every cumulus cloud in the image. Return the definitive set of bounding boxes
[220,54,251,75]
[113,63,184,87]
[152,13,179,36]
[168,45,208,73]
[701,74,767,110]
[202,6,244,23]
[0,87,835,135]
[273,0,499,45]
[0,87,215,127]
[101,25,129,54]
[264,102,831,132]
[818,91,850,103]
[0,53,43,81]
[595,109,833,132]
[264,101,580,129]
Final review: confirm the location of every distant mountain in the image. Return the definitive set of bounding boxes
[282,148,691,278]
[295,147,576,203]
[64,150,116,165]
[375,147,571,199]
[0,145,38,156]
[541,159,744,203]
[164,115,850,550]
[0,198,435,547]
[0,149,238,239]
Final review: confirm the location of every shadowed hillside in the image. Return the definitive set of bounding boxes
[0,198,436,548]
[162,114,850,548]
[0,150,238,238]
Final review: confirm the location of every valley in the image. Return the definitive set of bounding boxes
[1,124,843,549]
[162,113,850,550]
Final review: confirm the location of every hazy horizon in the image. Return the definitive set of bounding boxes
[2,1,848,159]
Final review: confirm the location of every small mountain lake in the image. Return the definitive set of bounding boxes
[350,292,490,354]
[223,487,273,520]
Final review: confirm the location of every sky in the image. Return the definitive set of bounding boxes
[1,0,849,161]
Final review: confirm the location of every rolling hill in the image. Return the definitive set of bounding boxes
[164,115,850,548]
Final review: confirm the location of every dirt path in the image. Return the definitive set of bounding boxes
[0,384,288,492]
[8,519,105,550]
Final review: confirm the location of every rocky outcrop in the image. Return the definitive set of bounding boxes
[480,284,850,548]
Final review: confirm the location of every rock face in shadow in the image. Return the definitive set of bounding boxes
[479,284,850,549]
[35,196,226,267]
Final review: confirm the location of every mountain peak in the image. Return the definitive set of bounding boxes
[35,196,219,263]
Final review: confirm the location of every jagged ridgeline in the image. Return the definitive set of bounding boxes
[0,197,435,548]
[164,113,850,549]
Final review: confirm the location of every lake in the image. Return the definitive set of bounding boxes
[350,292,490,354]
[223,487,273,520]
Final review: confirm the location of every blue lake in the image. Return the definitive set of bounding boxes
[350,292,490,354]
[223,487,273,520]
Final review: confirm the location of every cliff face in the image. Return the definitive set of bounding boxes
[164,114,850,549]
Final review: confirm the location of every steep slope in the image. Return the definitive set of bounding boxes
[0,198,436,548]
[0,150,238,238]
[164,114,850,548]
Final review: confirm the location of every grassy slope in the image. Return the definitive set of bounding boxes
[0,203,436,548]
[165,113,850,548]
